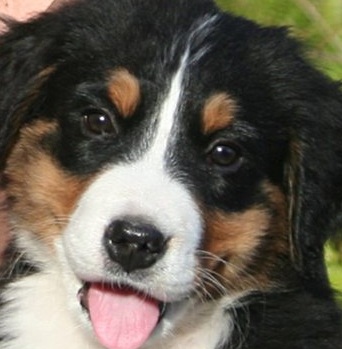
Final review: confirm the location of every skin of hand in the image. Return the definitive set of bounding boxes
[0,0,55,20]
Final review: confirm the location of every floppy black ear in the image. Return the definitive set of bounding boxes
[0,18,58,171]
[287,64,342,290]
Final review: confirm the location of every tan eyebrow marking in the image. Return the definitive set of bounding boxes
[202,93,237,134]
[108,69,141,118]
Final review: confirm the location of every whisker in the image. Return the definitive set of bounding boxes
[196,249,264,296]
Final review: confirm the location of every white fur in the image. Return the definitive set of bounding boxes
[144,297,238,349]
[0,261,102,349]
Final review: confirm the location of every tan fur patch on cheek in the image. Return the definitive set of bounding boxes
[200,207,270,292]
[108,69,141,118]
[199,184,290,295]
[202,93,237,134]
[203,207,269,265]
[5,121,91,248]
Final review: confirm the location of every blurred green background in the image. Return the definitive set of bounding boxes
[215,0,342,79]
[215,0,342,296]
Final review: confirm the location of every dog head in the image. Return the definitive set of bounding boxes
[1,0,342,348]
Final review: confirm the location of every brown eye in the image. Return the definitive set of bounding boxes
[83,110,117,136]
[207,142,242,171]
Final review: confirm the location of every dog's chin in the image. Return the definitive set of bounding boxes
[76,281,190,349]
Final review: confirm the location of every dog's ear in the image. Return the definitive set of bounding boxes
[286,64,342,290]
[0,19,57,171]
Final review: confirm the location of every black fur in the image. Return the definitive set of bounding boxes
[0,0,342,348]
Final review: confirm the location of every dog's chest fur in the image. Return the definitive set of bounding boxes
[1,271,100,349]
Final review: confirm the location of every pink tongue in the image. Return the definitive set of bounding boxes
[88,284,160,349]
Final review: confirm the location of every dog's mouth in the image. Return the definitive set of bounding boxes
[78,282,167,349]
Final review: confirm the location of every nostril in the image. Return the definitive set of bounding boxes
[104,218,167,272]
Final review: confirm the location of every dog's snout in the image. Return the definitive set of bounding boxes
[104,218,167,272]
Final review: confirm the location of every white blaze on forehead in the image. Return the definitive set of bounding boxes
[62,53,202,299]
[147,53,188,165]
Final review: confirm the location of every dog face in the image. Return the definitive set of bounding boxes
[1,0,342,348]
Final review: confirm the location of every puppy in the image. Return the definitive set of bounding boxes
[0,0,341,348]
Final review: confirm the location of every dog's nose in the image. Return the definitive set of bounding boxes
[104,218,167,273]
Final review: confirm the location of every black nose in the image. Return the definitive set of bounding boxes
[104,218,167,273]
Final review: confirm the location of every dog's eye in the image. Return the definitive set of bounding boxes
[83,110,117,136]
[207,142,242,171]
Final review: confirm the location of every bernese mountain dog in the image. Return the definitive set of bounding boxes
[0,0,341,348]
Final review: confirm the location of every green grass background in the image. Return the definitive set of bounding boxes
[215,0,342,297]
[326,246,342,300]
[215,0,342,80]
